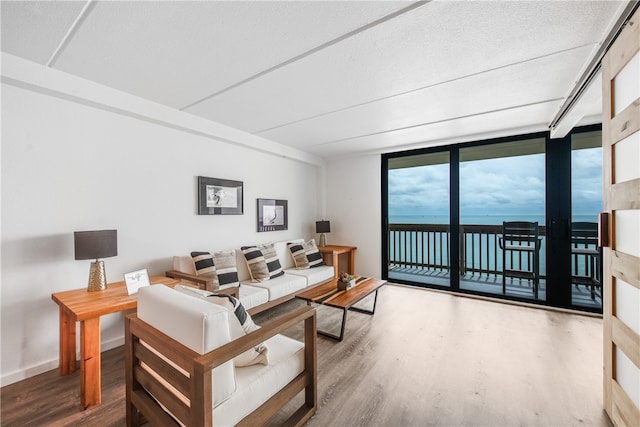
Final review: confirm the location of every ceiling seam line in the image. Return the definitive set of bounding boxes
[255,43,598,135]
[179,0,430,111]
[46,0,96,67]
[307,98,563,148]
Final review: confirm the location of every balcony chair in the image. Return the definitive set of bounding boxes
[571,221,602,300]
[498,221,542,298]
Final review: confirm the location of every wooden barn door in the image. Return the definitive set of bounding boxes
[601,7,640,427]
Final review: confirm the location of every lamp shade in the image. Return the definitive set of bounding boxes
[74,230,118,260]
[315,220,330,234]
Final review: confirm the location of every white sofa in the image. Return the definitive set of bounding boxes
[126,284,317,427]
[167,238,335,314]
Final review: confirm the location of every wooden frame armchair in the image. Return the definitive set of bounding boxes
[125,305,317,427]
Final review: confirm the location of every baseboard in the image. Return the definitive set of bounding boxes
[1,336,125,387]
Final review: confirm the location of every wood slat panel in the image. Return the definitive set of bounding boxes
[134,365,190,423]
[134,341,190,399]
[610,100,640,143]
[130,389,180,427]
[610,178,640,210]
[612,316,640,368]
[611,379,640,427]
[611,250,640,289]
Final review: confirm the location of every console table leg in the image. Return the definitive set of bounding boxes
[80,317,101,409]
[59,307,76,375]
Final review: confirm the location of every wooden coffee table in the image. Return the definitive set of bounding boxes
[295,276,385,341]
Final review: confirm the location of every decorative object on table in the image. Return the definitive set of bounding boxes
[197,176,243,215]
[338,271,356,290]
[316,220,330,247]
[257,198,288,232]
[74,229,118,292]
[124,268,151,295]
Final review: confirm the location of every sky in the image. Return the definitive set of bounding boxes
[388,147,602,221]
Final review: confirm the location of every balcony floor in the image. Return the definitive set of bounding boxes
[388,267,602,310]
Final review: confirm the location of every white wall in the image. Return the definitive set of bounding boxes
[325,154,382,278]
[1,76,322,385]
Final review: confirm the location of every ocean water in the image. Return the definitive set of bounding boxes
[389,213,598,225]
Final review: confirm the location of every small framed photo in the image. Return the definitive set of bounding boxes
[198,176,243,215]
[124,268,150,295]
[257,198,288,232]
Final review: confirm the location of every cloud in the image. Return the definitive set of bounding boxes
[389,148,602,218]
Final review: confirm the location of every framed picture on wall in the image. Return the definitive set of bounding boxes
[257,198,288,232]
[197,176,243,215]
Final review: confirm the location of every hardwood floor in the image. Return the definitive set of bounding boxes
[1,284,610,426]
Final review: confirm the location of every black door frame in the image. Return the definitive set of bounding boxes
[381,124,602,312]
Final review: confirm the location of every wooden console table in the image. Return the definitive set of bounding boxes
[317,245,357,278]
[51,276,181,409]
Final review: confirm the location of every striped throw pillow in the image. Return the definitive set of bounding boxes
[259,243,284,279]
[304,239,326,268]
[288,242,310,269]
[213,250,239,289]
[191,251,216,275]
[241,246,270,282]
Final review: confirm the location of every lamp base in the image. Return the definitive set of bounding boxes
[319,233,327,247]
[87,260,107,291]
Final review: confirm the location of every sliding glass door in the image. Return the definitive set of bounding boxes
[382,126,603,312]
[459,138,546,301]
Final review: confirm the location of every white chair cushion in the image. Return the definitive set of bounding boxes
[137,285,236,407]
[213,334,305,427]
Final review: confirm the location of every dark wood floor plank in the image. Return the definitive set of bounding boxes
[1,285,608,426]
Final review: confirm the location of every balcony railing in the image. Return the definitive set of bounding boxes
[388,223,548,278]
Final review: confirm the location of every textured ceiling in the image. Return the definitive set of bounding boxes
[1,1,628,159]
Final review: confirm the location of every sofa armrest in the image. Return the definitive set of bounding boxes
[165,270,214,291]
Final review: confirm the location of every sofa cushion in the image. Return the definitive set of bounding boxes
[285,265,334,286]
[173,285,268,367]
[238,284,270,310]
[213,333,305,427]
[242,274,306,300]
[259,243,285,279]
[241,246,270,282]
[137,285,236,407]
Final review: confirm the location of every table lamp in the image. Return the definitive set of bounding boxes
[74,230,118,291]
[316,220,330,247]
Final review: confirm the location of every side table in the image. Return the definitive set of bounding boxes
[317,245,357,278]
[51,275,181,409]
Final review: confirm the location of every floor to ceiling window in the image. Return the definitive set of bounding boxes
[387,151,451,288]
[382,125,602,312]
